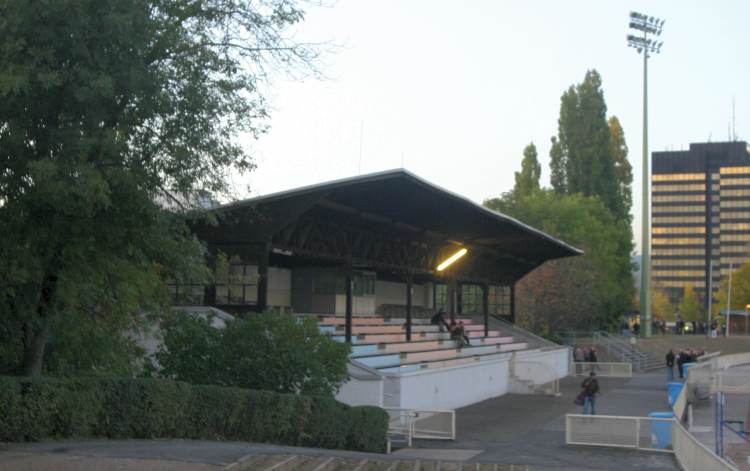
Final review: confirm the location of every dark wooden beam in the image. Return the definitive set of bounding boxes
[345,268,353,344]
[256,242,270,313]
[482,283,489,336]
[406,276,413,342]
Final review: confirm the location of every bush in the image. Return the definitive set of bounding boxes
[156,311,351,396]
[0,376,387,453]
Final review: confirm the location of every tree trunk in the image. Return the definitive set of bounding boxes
[23,322,50,376]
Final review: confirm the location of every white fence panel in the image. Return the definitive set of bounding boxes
[412,410,455,440]
[566,414,674,452]
[673,420,738,471]
[571,362,632,377]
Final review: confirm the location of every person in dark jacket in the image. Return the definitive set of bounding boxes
[582,371,600,415]
[430,310,449,332]
[676,350,685,379]
[666,349,675,382]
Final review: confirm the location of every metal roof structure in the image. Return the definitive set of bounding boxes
[198,169,581,284]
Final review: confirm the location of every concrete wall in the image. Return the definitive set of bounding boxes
[334,295,376,315]
[398,357,511,410]
[375,280,433,308]
[336,376,384,407]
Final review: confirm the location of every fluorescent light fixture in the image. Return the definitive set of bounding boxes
[437,248,468,271]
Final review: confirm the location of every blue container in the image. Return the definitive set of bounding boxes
[667,382,684,407]
[649,411,675,449]
[681,362,695,378]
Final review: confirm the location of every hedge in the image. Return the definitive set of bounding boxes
[0,376,388,453]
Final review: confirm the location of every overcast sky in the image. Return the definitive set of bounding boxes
[236,0,750,254]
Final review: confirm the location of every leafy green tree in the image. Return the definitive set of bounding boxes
[513,143,541,197]
[156,312,350,397]
[609,116,633,221]
[484,190,634,328]
[550,70,628,222]
[651,286,675,322]
[680,285,701,322]
[0,0,320,376]
[714,262,750,316]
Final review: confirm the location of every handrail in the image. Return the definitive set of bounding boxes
[490,314,558,348]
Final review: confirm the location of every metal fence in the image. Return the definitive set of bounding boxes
[384,408,455,450]
[673,420,738,471]
[565,414,675,452]
[571,362,632,377]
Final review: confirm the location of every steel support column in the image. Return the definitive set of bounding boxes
[256,242,270,313]
[482,283,489,336]
[345,269,353,344]
[509,283,516,324]
[406,277,413,342]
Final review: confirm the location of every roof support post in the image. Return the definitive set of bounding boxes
[482,283,489,337]
[345,268,353,344]
[456,282,463,316]
[509,283,516,324]
[256,242,270,313]
[406,276,413,342]
[447,278,456,323]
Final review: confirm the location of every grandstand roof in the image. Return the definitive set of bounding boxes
[198,169,581,284]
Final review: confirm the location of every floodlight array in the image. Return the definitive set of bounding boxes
[627,11,665,55]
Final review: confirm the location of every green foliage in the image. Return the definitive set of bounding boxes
[513,143,541,197]
[651,286,676,322]
[714,262,750,317]
[484,190,634,328]
[680,285,701,322]
[0,0,320,375]
[156,312,351,397]
[0,376,387,453]
[550,70,631,223]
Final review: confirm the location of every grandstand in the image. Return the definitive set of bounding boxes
[177,169,580,411]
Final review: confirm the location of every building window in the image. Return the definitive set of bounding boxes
[167,280,205,305]
[461,284,483,315]
[435,283,447,311]
[489,285,511,316]
[313,270,375,296]
[215,259,258,305]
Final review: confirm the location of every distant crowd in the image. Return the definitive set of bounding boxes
[572,346,598,363]
[622,316,723,337]
[665,347,706,381]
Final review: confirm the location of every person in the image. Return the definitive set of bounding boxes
[632,321,640,336]
[574,346,584,363]
[588,347,598,363]
[661,320,667,336]
[676,350,685,379]
[457,321,471,346]
[450,320,467,348]
[581,371,600,415]
[666,349,675,382]
[431,310,449,333]
[692,321,697,335]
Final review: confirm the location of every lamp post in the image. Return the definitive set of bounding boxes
[628,12,664,338]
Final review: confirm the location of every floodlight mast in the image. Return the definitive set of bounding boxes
[628,11,664,338]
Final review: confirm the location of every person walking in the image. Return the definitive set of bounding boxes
[581,371,600,415]
[666,349,675,382]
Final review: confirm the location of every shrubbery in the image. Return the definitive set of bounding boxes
[155,311,350,397]
[0,376,387,453]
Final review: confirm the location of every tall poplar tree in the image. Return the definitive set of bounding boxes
[514,143,541,197]
[549,70,628,222]
[609,116,633,221]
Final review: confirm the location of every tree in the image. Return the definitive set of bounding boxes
[714,262,750,316]
[513,143,541,197]
[156,312,350,397]
[651,286,675,322]
[550,70,628,222]
[609,116,633,221]
[0,0,320,376]
[484,190,634,328]
[680,285,701,322]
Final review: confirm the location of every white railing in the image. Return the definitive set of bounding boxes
[565,414,674,452]
[714,372,750,394]
[384,407,455,449]
[673,381,688,420]
[571,362,632,377]
[673,420,738,471]
[412,410,455,440]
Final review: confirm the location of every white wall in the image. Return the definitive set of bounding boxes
[398,357,511,410]
[511,347,571,386]
[336,377,384,407]
[376,280,431,307]
[334,295,376,315]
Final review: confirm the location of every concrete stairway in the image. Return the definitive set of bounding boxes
[231,453,542,470]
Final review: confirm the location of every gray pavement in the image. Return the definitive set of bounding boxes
[0,372,682,470]
[408,372,680,470]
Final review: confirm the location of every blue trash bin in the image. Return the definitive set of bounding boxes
[649,411,675,449]
[682,362,695,379]
[667,382,684,407]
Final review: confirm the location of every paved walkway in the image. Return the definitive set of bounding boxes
[403,372,680,470]
[1,372,681,471]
